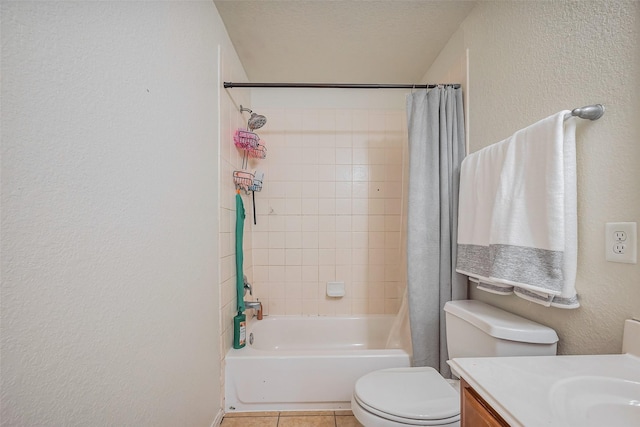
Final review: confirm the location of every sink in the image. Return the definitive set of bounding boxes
[550,375,640,427]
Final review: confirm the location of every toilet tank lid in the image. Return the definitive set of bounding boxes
[444,300,559,344]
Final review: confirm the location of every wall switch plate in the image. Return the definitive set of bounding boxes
[605,222,637,264]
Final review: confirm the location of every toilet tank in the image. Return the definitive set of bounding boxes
[444,300,558,359]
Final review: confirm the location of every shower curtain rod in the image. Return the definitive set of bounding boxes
[223,82,461,89]
[224,81,603,120]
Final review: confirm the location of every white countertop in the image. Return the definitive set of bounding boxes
[449,353,640,427]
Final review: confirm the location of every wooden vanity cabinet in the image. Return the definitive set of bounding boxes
[460,378,509,427]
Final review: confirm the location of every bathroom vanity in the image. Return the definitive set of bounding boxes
[451,319,640,427]
[460,378,507,427]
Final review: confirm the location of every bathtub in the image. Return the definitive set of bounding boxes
[224,315,411,412]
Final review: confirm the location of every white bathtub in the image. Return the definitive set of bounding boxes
[224,315,411,412]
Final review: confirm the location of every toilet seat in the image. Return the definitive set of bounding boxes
[352,367,460,426]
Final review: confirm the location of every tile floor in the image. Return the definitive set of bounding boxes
[221,410,364,427]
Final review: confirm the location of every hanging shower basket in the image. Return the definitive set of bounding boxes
[249,170,264,192]
[233,170,255,190]
[248,144,267,159]
[248,177,263,192]
[232,124,265,194]
[234,129,260,150]
[233,170,264,193]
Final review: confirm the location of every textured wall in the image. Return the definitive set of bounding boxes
[425,1,640,354]
[2,2,226,425]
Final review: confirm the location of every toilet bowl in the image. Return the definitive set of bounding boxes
[351,367,460,426]
[351,300,559,427]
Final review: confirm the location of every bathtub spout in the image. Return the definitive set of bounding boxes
[244,300,263,320]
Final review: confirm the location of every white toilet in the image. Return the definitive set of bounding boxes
[351,300,559,427]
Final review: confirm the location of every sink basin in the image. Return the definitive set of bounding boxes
[550,376,640,427]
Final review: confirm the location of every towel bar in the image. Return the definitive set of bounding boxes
[566,104,605,121]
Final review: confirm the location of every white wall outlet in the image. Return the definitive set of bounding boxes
[605,222,637,264]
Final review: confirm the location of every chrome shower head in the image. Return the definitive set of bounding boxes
[240,105,267,131]
[248,112,267,130]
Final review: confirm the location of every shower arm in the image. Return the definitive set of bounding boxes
[239,105,267,131]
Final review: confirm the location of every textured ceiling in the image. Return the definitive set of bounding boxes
[214,0,477,84]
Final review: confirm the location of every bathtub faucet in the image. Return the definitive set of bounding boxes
[244,300,263,320]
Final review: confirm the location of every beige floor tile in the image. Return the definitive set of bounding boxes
[277,415,336,427]
[279,411,335,417]
[224,411,279,418]
[334,410,353,416]
[336,415,364,427]
[221,416,278,427]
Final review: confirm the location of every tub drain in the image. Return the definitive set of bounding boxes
[249,332,254,345]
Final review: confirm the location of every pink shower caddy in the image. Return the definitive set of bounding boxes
[233,170,254,190]
[248,144,267,159]
[233,128,266,193]
[234,129,260,150]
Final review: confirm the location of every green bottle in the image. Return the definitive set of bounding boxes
[233,311,246,349]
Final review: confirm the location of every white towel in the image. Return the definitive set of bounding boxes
[456,137,506,281]
[457,111,579,309]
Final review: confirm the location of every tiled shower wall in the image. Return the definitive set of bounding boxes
[249,108,408,316]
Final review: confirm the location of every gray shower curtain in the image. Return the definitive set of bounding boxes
[406,86,466,377]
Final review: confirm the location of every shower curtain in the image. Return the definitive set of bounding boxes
[406,86,466,377]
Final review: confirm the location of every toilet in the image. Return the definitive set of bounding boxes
[351,300,559,427]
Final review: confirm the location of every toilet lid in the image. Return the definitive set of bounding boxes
[354,367,460,424]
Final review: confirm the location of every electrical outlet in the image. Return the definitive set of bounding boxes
[605,222,637,264]
[614,231,627,241]
[613,242,626,254]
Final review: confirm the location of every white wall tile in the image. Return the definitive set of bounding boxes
[285,198,302,215]
[248,106,407,316]
[268,266,286,282]
[269,249,285,265]
[301,266,319,282]
[352,182,369,198]
[285,231,302,248]
[318,198,336,215]
[302,231,319,248]
[318,182,336,198]
[301,199,319,215]
[335,133,352,148]
[319,265,336,282]
[302,216,319,231]
[285,248,302,265]
[352,165,369,181]
[268,232,285,249]
[318,165,335,181]
[302,248,319,266]
[318,216,336,232]
[285,215,302,232]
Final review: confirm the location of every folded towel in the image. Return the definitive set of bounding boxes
[457,111,579,308]
[456,137,507,281]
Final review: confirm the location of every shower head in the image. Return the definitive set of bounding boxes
[248,112,267,130]
[240,105,267,131]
